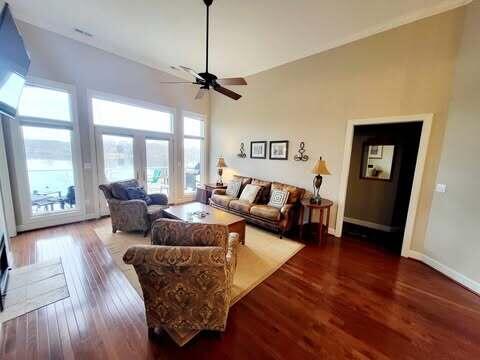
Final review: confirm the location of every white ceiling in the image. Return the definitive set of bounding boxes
[8,0,470,78]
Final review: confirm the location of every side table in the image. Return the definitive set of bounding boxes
[299,198,334,244]
[196,183,227,204]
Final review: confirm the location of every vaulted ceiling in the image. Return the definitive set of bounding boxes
[8,0,470,78]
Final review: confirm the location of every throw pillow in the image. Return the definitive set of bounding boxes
[111,182,130,200]
[239,184,261,204]
[226,181,242,197]
[125,186,152,205]
[268,189,290,209]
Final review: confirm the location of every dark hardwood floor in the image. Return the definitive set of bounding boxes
[1,218,480,359]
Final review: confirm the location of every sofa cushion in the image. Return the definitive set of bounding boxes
[211,194,234,208]
[268,189,289,209]
[250,205,281,221]
[239,184,261,204]
[271,182,304,204]
[229,199,253,213]
[251,179,272,203]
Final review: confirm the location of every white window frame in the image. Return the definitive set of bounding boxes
[9,77,85,231]
[182,111,207,200]
[87,90,176,214]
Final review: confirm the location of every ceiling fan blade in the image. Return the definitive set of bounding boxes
[179,66,205,81]
[214,85,242,100]
[195,88,208,100]
[217,77,247,86]
[158,81,194,84]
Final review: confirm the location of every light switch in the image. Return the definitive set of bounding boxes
[435,184,447,193]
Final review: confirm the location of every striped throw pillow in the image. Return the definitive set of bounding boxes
[268,189,289,209]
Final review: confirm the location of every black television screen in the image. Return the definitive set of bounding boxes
[0,3,30,118]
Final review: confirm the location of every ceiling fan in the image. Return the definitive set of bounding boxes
[160,0,247,100]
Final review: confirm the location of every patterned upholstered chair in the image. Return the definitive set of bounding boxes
[123,219,240,344]
[99,179,168,236]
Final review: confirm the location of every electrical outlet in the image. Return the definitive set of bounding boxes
[435,184,447,193]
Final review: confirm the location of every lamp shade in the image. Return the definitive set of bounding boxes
[216,157,227,168]
[311,157,331,175]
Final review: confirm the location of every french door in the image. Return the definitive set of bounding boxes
[95,127,173,215]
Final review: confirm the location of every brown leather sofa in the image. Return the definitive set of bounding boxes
[209,175,305,237]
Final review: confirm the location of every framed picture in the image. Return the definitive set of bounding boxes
[368,145,383,159]
[269,141,289,160]
[250,141,267,159]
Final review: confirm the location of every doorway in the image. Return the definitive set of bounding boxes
[336,114,433,257]
[344,122,422,253]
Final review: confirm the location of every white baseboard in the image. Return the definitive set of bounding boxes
[408,250,480,296]
[344,217,402,233]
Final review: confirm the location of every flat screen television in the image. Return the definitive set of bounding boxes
[0,3,30,118]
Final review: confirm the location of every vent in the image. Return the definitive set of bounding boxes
[74,28,93,38]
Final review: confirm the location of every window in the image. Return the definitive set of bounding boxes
[92,97,172,133]
[183,115,205,194]
[102,135,135,182]
[22,126,76,214]
[184,116,204,137]
[18,86,72,121]
[13,82,81,220]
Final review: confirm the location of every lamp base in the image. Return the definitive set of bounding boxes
[310,196,322,204]
[216,181,224,186]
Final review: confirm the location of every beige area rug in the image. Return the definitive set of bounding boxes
[0,258,69,324]
[94,222,304,345]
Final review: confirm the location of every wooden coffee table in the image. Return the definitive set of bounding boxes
[162,202,246,244]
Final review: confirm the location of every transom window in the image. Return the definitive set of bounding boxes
[18,85,72,121]
[91,97,173,133]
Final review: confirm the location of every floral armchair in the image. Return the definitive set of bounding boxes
[123,219,240,344]
[99,179,168,236]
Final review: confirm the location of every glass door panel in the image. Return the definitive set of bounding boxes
[184,138,202,193]
[145,139,170,195]
[22,126,77,216]
[101,134,135,182]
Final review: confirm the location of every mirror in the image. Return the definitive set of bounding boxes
[361,144,395,180]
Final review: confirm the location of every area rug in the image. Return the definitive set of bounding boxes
[0,258,69,324]
[94,222,304,345]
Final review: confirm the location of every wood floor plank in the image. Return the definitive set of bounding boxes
[0,218,479,359]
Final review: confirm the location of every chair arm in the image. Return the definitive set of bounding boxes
[212,189,226,196]
[226,233,240,272]
[280,203,294,217]
[123,245,226,267]
[149,193,168,205]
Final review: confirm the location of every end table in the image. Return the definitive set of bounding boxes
[299,198,334,244]
[196,183,227,204]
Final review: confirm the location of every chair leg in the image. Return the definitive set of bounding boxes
[143,229,149,237]
[148,327,156,339]
[112,226,117,234]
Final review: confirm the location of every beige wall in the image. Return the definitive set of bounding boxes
[424,1,480,283]
[210,8,465,252]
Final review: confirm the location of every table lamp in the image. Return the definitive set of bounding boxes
[311,157,331,204]
[216,157,227,186]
